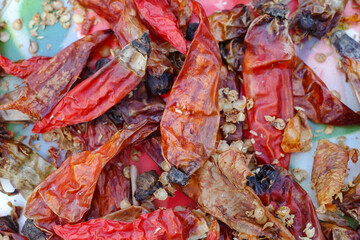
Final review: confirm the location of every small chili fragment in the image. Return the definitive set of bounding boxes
[0,55,50,78]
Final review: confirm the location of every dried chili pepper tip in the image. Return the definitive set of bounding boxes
[247,165,278,195]
[134,170,162,201]
[331,30,360,61]
[167,166,190,186]
[21,219,46,240]
[131,32,151,57]
[146,72,174,96]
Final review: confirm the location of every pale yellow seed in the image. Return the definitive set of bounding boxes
[0,31,10,42]
[30,27,39,37]
[51,1,64,10]
[331,90,341,100]
[73,14,85,24]
[60,12,71,23]
[161,161,171,172]
[154,188,168,201]
[324,125,334,135]
[99,45,111,58]
[45,13,57,25]
[46,43,52,50]
[29,40,38,54]
[120,198,131,209]
[12,18,22,30]
[43,4,53,12]
[123,166,131,179]
[315,53,327,63]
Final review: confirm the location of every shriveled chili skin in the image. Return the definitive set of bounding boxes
[247,165,326,240]
[208,4,253,42]
[32,35,149,133]
[160,0,221,176]
[206,219,220,240]
[169,0,192,33]
[53,209,202,240]
[0,55,50,78]
[293,57,360,125]
[243,11,295,169]
[25,120,158,237]
[336,173,360,222]
[321,223,360,240]
[0,30,112,120]
[134,0,187,54]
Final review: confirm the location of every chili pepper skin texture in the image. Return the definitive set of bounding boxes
[32,33,150,133]
[243,8,295,169]
[160,0,221,176]
[247,165,326,240]
[53,209,202,240]
[293,57,360,125]
[0,30,112,120]
[0,55,50,78]
[25,120,158,238]
[134,0,187,54]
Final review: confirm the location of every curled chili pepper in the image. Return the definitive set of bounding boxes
[25,119,158,237]
[32,33,150,133]
[0,55,50,78]
[134,0,187,54]
[0,30,112,120]
[247,165,326,240]
[53,208,204,240]
[160,0,221,176]
[243,4,295,169]
[293,57,360,125]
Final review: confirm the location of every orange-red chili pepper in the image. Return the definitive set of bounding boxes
[243,6,295,169]
[134,0,187,54]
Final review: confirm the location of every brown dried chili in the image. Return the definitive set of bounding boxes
[311,139,351,212]
[247,165,326,240]
[0,30,112,120]
[0,55,50,79]
[242,5,295,169]
[290,0,347,41]
[292,57,360,125]
[208,4,253,42]
[281,108,312,153]
[169,0,192,33]
[24,119,158,237]
[336,173,360,222]
[160,0,221,176]
[182,161,295,239]
[32,33,150,133]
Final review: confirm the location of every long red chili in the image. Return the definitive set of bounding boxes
[243,7,295,169]
[0,55,50,78]
[134,0,187,54]
[32,34,150,133]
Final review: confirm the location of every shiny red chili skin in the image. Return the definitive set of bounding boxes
[0,55,50,78]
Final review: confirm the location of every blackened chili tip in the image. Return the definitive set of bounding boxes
[95,58,111,71]
[131,31,151,56]
[167,166,190,186]
[146,72,174,95]
[247,165,278,195]
[185,23,199,41]
[331,30,360,62]
[105,105,124,126]
[134,170,162,201]
[21,219,46,240]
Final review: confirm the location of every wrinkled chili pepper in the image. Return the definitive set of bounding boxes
[312,139,351,212]
[321,222,360,240]
[169,0,192,33]
[243,4,295,169]
[0,55,50,78]
[290,0,347,41]
[53,208,204,240]
[86,156,130,220]
[25,119,158,237]
[0,30,112,120]
[160,0,221,176]
[293,57,360,125]
[336,173,360,222]
[32,33,150,133]
[134,0,187,54]
[182,161,295,239]
[208,4,253,42]
[247,165,326,240]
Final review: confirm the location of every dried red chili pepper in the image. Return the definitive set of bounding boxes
[243,5,295,169]
[293,57,360,125]
[0,55,50,78]
[182,161,295,239]
[0,30,112,120]
[208,4,253,42]
[160,0,221,176]
[206,219,220,240]
[32,33,150,133]
[134,0,187,54]
[86,156,130,220]
[53,209,204,240]
[247,165,326,240]
[25,119,158,237]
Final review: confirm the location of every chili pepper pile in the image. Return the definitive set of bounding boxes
[1,0,360,239]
